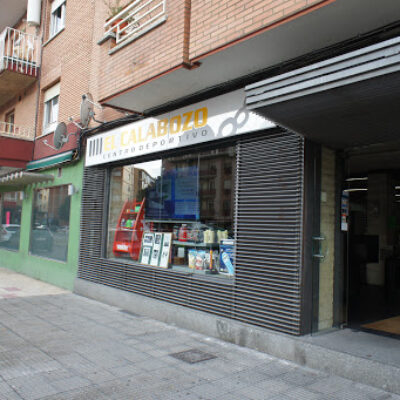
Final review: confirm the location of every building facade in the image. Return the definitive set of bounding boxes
[2,0,400,341]
[0,0,98,289]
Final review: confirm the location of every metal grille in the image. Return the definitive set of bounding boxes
[234,131,304,334]
[78,131,304,335]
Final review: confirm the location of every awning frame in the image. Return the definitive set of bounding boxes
[246,36,400,109]
[0,171,54,187]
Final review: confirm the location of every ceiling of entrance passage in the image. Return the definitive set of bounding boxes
[0,0,27,32]
[105,0,400,113]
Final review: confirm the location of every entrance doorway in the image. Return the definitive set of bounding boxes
[345,146,400,337]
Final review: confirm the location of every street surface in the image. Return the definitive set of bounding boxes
[0,267,399,400]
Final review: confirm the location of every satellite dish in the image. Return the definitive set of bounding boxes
[43,122,78,151]
[53,122,68,150]
[80,93,94,129]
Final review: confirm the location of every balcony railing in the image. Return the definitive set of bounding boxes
[0,27,40,77]
[104,0,167,45]
[0,122,34,141]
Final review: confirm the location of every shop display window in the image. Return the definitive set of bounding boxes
[0,192,22,251]
[107,146,236,278]
[30,186,70,261]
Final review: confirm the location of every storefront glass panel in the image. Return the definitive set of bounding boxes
[30,186,70,261]
[107,146,236,278]
[0,192,23,250]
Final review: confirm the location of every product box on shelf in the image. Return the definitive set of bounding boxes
[219,239,234,276]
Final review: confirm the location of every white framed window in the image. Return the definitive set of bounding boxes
[50,0,66,38]
[43,82,60,134]
[5,110,15,134]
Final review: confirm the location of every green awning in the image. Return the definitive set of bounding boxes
[26,151,74,171]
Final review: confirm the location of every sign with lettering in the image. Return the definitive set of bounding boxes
[85,89,275,167]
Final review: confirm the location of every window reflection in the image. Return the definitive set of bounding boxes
[0,192,22,251]
[30,186,70,261]
[107,146,236,279]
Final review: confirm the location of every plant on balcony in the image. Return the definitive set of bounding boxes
[104,0,125,18]
[104,0,128,33]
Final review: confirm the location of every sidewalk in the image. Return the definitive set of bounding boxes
[0,267,399,400]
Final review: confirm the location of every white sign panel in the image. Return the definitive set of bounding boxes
[85,89,275,167]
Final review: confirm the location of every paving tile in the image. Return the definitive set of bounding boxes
[50,376,92,392]
[0,269,399,400]
[285,386,324,399]
[279,368,320,386]
[39,385,107,400]
[107,364,143,378]
[217,392,252,400]
[306,375,353,395]
[190,381,232,398]
[255,377,295,394]
[0,391,25,400]
[237,385,277,400]
[7,374,59,400]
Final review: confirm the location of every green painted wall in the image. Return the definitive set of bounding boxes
[0,159,84,290]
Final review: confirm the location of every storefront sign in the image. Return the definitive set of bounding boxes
[85,89,275,167]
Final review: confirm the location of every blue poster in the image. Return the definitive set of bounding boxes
[145,165,199,220]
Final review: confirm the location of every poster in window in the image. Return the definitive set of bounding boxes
[174,166,199,219]
[145,166,199,220]
[140,245,152,265]
[159,233,172,268]
[150,233,163,266]
[142,232,154,246]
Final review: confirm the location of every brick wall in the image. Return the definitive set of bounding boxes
[37,0,96,140]
[95,0,188,104]
[0,18,39,138]
[189,0,327,59]
[93,0,331,106]
[3,0,334,159]
[0,83,38,136]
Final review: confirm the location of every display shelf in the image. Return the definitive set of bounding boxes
[144,219,198,224]
[113,198,145,260]
[172,240,219,248]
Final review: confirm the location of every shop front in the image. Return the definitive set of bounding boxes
[77,89,311,336]
[0,157,83,290]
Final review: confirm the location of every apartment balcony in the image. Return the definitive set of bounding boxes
[99,0,167,54]
[0,27,40,108]
[0,122,34,169]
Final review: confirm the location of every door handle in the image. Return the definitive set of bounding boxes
[312,236,325,260]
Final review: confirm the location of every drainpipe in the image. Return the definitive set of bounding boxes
[32,0,47,163]
[182,0,199,70]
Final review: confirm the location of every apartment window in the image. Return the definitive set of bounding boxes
[5,110,14,134]
[43,82,60,134]
[30,186,70,261]
[50,0,66,38]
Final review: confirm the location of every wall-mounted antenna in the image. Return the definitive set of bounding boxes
[81,93,106,126]
[43,122,79,151]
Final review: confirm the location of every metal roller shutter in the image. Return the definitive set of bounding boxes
[234,131,304,334]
